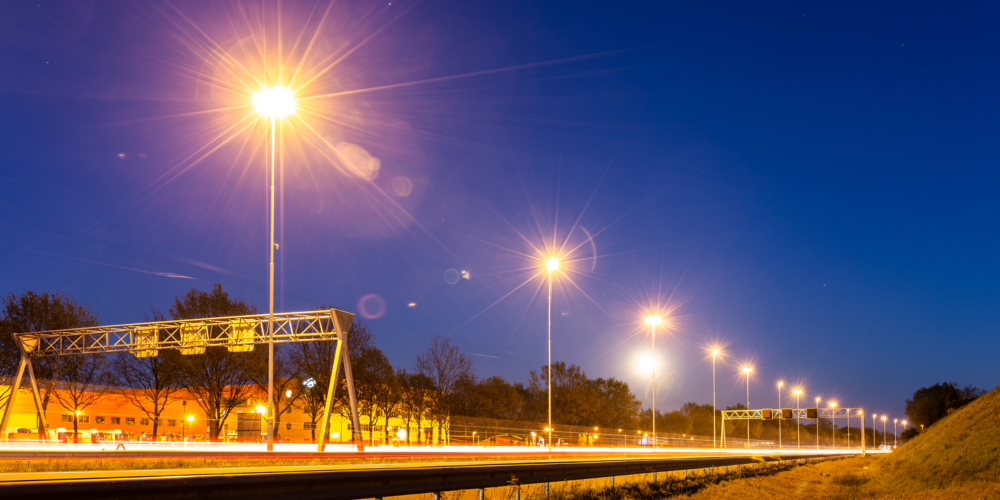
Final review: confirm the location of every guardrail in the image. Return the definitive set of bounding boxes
[0,452,856,500]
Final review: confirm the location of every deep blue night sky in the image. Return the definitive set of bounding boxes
[1,1,998,421]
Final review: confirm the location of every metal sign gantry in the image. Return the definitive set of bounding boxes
[0,309,362,452]
[720,407,865,454]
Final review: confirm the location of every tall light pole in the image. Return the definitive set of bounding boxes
[829,402,837,449]
[712,349,719,449]
[881,416,887,448]
[546,257,559,453]
[859,410,864,453]
[846,409,850,449]
[793,389,801,449]
[893,419,898,448]
[777,381,783,449]
[872,414,878,449]
[646,316,662,450]
[254,85,295,452]
[742,366,752,446]
[815,397,821,449]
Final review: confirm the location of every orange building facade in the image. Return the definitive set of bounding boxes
[1,384,443,445]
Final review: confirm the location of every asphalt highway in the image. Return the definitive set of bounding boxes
[0,449,869,500]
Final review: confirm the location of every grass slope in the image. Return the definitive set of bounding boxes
[539,385,1000,500]
[873,383,1000,494]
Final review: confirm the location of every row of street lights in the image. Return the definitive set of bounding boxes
[252,86,908,453]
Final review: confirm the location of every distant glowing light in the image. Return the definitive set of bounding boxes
[285,390,292,398]
[254,86,296,119]
[408,302,416,307]
[546,258,560,271]
[645,316,662,325]
[742,366,753,374]
[397,428,407,440]
[186,415,194,422]
[303,378,317,388]
[255,404,267,414]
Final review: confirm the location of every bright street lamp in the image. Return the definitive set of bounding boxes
[793,389,802,449]
[872,413,878,449]
[646,315,662,450]
[182,415,194,441]
[829,402,837,449]
[777,381,783,449]
[544,256,560,453]
[894,419,898,448]
[881,416,887,448]
[712,348,720,449]
[253,84,296,453]
[742,366,752,446]
[815,397,821,449]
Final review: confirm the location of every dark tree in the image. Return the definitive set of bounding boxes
[170,284,260,440]
[905,382,985,428]
[51,353,109,442]
[415,336,474,416]
[397,370,436,445]
[0,290,100,430]
[353,343,394,445]
[680,402,717,438]
[659,410,693,435]
[591,377,641,429]
[111,307,181,438]
[528,362,599,426]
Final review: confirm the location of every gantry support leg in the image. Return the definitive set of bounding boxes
[0,355,27,440]
[340,326,363,450]
[24,356,46,440]
[316,338,344,452]
[316,309,362,452]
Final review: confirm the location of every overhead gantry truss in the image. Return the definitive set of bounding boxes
[720,407,866,453]
[12,310,353,357]
[1,309,362,452]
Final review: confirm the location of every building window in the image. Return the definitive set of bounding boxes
[167,420,176,427]
[126,418,135,425]
[62,415,73,422]
[111,417,121,424]
[303,422,315,430]
[286,422,292,430]
[140,418,150,425]
[79,416,90,423]
[95,416,105,424]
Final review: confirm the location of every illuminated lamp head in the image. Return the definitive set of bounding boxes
[254,86,296,119]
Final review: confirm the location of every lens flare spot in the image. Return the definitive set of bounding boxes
[334,142,381,180]
[392,176,413,197]
[443,269,460,285]
[357,293,387,319]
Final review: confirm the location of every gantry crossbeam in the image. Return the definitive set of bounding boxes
[720,407,866,454]
[12,310,346,357]
[721,408,862,420]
